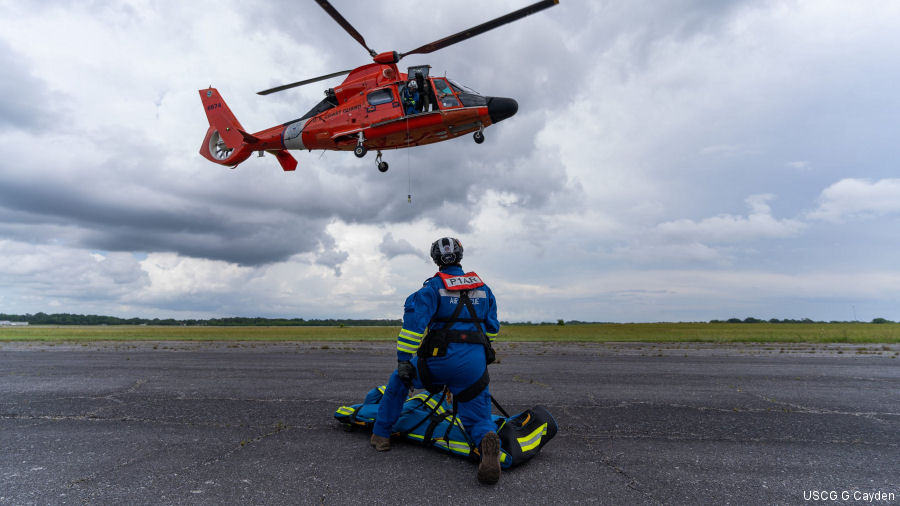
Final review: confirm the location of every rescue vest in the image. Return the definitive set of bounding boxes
[429,271,488,332]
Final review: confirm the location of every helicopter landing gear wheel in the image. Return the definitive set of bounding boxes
[355,131,367,158]
[473,129,485,144]
[376,151,388,172]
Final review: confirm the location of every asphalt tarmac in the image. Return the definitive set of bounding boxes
[1,341,898,505]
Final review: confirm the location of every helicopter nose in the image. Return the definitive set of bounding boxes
[487,97,518,124]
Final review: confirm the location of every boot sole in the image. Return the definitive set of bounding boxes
[477,432,501,484]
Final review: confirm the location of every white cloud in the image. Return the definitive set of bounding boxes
[785,161,812,171]
[807,178,900,223]
[657,194,804,243]
[0,240,148,311]
[2,1,900,321]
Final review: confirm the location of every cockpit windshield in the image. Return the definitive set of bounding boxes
[432,78,453,96]
[431,77,486,108]
[448,80,480,96]
[448,79,487,107]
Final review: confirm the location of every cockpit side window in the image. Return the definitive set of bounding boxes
[431,78,461,109]
[367,88,394,106]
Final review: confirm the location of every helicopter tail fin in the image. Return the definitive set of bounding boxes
[272,149,297,171]
[198,87,254,167]
[199,88,248,146]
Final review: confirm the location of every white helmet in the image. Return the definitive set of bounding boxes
[430,237,463,266]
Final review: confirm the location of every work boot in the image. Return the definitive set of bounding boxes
[370,433,391,452]
[477,431,501,484]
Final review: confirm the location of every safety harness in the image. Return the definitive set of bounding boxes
[416,271,493,405]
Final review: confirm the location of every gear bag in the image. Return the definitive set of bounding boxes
[334,385,558,469]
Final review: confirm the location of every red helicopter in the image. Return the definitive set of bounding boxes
[199,0,558,172]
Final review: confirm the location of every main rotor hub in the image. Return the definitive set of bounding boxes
[373,51,400,64]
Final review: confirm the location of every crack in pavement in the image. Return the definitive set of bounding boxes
[599,450,663,505]
[44,379,149,406]
[64,421,297,490]
[730,387,899,424]
[534,400,900,419]
[561,430,899,447]
[0,414,331,436]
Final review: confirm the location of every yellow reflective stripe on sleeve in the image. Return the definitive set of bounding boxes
[397,328,423,353]
[398,335,422,344]
[517,422,548,452]
[500,452,508,463]
[397,342,419,353]
[397,336,420,348]
[486,332,498,338]
[336,406,354,415]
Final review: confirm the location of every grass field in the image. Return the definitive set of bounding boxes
[2,323,900,343]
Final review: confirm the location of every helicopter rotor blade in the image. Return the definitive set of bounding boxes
[314,0,377,57]
[399,0,558,60]
[257,69,353,96]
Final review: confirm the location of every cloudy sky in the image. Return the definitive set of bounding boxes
[1,0,898,322]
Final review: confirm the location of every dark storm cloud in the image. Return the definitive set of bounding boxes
[0,40,53,131]
[0,163,334,266]
[0,0,761,273]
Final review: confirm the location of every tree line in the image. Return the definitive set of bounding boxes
[710,317,896,324]
[0,313,401,326]
[2,313,895,326]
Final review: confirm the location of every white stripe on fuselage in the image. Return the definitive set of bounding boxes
[282,119,309,150]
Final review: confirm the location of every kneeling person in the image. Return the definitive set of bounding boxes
[371,237,502,485]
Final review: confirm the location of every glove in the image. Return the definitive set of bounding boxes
[485,345,496,365]
[397,360,417,389]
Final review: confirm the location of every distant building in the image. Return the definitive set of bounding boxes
[0,321,29,326]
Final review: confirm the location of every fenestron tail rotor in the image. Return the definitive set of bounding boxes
[209,130,233,161]
[257,0,559,96]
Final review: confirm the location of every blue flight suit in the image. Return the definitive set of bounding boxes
[401,85,419,115]
[374,265,500,446]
